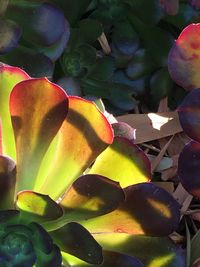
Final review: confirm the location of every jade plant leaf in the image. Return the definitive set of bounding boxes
[10,78,68,192]
[0,155,16,210]
[168,23,200,91]
[178,140,200,198]
[92,233,185,267]
[89,137,151,188]
[81,183,180,236]
[159,0,179,15]
[16,191,63,223]
[112,122,136,142]
[60,174,125,221]
[178,88,200,142]
[79,19,103,43]
[0,64,30,159]
[50,222,103,264]
[36,96,113,200]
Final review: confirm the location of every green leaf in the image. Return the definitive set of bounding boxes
[10,78,68,191]
[36,96,113,200]
[79,19,103,43]
[93,233,185,267]
[16,191,63,223]
[81,183,180,236]
[50,222,103,264]
[60,174,125,221]
[0,64,30,159]
[89,137,151,188]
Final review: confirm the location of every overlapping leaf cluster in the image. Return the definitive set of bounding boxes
[1,0,200,114]
[0,64,184,266]
[168,22,200,266]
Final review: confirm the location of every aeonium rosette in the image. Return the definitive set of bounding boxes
[0,64,183,266]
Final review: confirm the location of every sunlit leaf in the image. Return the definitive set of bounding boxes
[0,64,30,159]
[60,174,125,221]
[16,191,63,223]
[37,96,113,200]
[10,78,68,192]
[93,233,185,267]
[178,88,200,142]
[178,140,200,198]
[168,23,200,91]
[81,183,180,236]
[89,137,150,188]
[50,222,103,264]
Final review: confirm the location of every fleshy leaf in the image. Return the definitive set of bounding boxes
[8,2,66,46]
[178,88,200,142]
[168,23,200,91]
[10,78,68,192]
[159,0,179,15]
[33,20,70,62]
[0,155,16,209]
[81,183,180,236]
[93,233,185,267]
[62,250,144,267]
[50,222,103,264]
[0,64,30,159]
[37,96,113,200]
[0,46,54,78]
[0,19,21,54]
[178,140,200,197]
[89,137,151,188]
[60,174,125,221]
[16,191,63,223]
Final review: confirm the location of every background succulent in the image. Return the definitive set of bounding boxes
[0,64,184,266]
[168,22,200,266]
[0,0,200,115]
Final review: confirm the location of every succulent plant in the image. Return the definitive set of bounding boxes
[0,64,184,266]
[168,22,200,266]
[1,0,199,114]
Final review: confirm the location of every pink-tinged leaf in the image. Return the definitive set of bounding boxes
[37,96,113,200]
[16,191,63,223]
[93,233,185,267]
[178,140,200,198]
[62,250,144,267]
[50,222,103,264]
[159,0,179,15]
[81,183,180,236]
[178,88,200,142]
[168,23,200,91]
[10,78,68,192]
[60,174,125,221]
[0,155,16,209]
[0,64,30,159]
[89,137,151,188]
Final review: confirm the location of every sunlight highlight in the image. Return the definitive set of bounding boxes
[147,113,173,130]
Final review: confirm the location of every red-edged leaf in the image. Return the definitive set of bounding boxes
[168,23,200,91]
[81,183,180,236]
[0,64,30,158]
[10,78,68,191]
[37,96,113,200]
[89,137,151,188]
[60,174,125,221]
